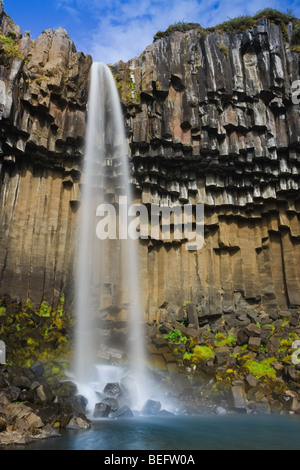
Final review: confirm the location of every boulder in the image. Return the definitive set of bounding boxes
[109,405,134,419]
[66,416,91,429]
[248,337,262,351]
[231,385,247,412]
[93,402,111,418]
[30,361,45,377]
[103,382,123,400]
[141,399,161,415]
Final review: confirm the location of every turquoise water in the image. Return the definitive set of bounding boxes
[11,414,300,451]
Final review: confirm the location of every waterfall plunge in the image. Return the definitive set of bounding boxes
[73,63,147,413]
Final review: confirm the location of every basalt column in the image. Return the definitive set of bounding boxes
[111,18,300,322]
[0,7,91,308]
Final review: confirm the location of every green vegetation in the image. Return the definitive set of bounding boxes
[208,8,295,35]
[291,19,300,52]
[0,296,74,367]
[34,76,50,86]
[0,34,23,59]
[153,9,297,47]
[154,21,206,40]
[217,41,229,56]
[214,332,237,347]
[164,328,187,344]
[243,357,277,380]
[109,66,141,106]
[190,345,215,363]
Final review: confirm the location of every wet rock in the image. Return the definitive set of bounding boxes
[103,382,123,400]
[93,402,111,418]
[231,385,247,412]
[141,399,161,415]
[158,409,174,416]
[30,361,45,377]
[66,416,91,429]
[101,397,120,412]
[109,405,134,419]
[8,386,21,402]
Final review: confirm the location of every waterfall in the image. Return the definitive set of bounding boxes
[73,62,147,414]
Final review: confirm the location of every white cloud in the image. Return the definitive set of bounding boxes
[56,0,300,64]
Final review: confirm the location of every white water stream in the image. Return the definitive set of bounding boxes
[73,62,148,413]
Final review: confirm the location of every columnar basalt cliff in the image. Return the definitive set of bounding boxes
[0,6,91,307]
[0,7,299,326]
[111,16,300,322]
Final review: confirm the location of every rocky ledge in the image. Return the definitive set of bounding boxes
[0,361,90,446]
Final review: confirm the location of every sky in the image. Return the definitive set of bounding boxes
[4,0,300,64]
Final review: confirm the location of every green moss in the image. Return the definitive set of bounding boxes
[0,306,6,316]
[183,351,192,361]
[214,332,237,347]
[191,345,215,363]
[164,328,187,344]
[243,357,277,380]
[39,302,52,317]
[109,66,141,106]
[0,296,74,367]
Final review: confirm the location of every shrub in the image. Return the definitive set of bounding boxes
[154,9,297,43]
[154,21,205,40]
[0,34,23,59]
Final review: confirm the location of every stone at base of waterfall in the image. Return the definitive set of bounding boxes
[103,382,123,400]
[93,402,111,418]
[109,405,134,419]
[66,416,91,429]
[141,399,161,415]
[231,385,248,412]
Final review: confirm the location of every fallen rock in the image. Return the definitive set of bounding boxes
[248,336,261,351]
[141,399,161,415]
[66,416,91,429]
[93,402,111,418]
[109,405,134,419]
[231,385,247,412]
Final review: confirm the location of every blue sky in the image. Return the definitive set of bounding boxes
[4,0,300,64]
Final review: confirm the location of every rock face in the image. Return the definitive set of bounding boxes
[0,7,299,326]
[112,17,300,322]
[0,6,91,307]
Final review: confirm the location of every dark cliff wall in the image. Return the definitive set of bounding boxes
[0,6,91,306]
[112,15,300,321]
[0,7,299,322]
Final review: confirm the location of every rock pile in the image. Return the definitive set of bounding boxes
[92,379,170,419]
[0,361,90,446]
[146,306,300,414]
